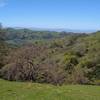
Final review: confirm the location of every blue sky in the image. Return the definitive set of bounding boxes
[0,0,100,30]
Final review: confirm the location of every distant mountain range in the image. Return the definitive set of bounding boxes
[14,27,97,33]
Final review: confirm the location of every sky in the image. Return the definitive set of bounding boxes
[0,0,100,30]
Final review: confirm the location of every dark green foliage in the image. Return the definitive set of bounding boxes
[0,27,100,85]
[4,28,86,45]
[0,29,8,68]
[4,28,62,45]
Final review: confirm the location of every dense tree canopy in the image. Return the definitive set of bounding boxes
[0,27,100,85]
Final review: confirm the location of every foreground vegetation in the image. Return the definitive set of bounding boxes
[0,25,100,85]
[0,79,100,100]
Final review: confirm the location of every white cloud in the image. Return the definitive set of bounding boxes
[0,0,7,7]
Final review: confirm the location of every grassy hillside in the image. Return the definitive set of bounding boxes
[0,28,100,100]
[0,79,100,100]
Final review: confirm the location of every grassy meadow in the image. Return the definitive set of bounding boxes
[0,79,100,100]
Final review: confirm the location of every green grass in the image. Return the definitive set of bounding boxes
[0,79,100,100]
